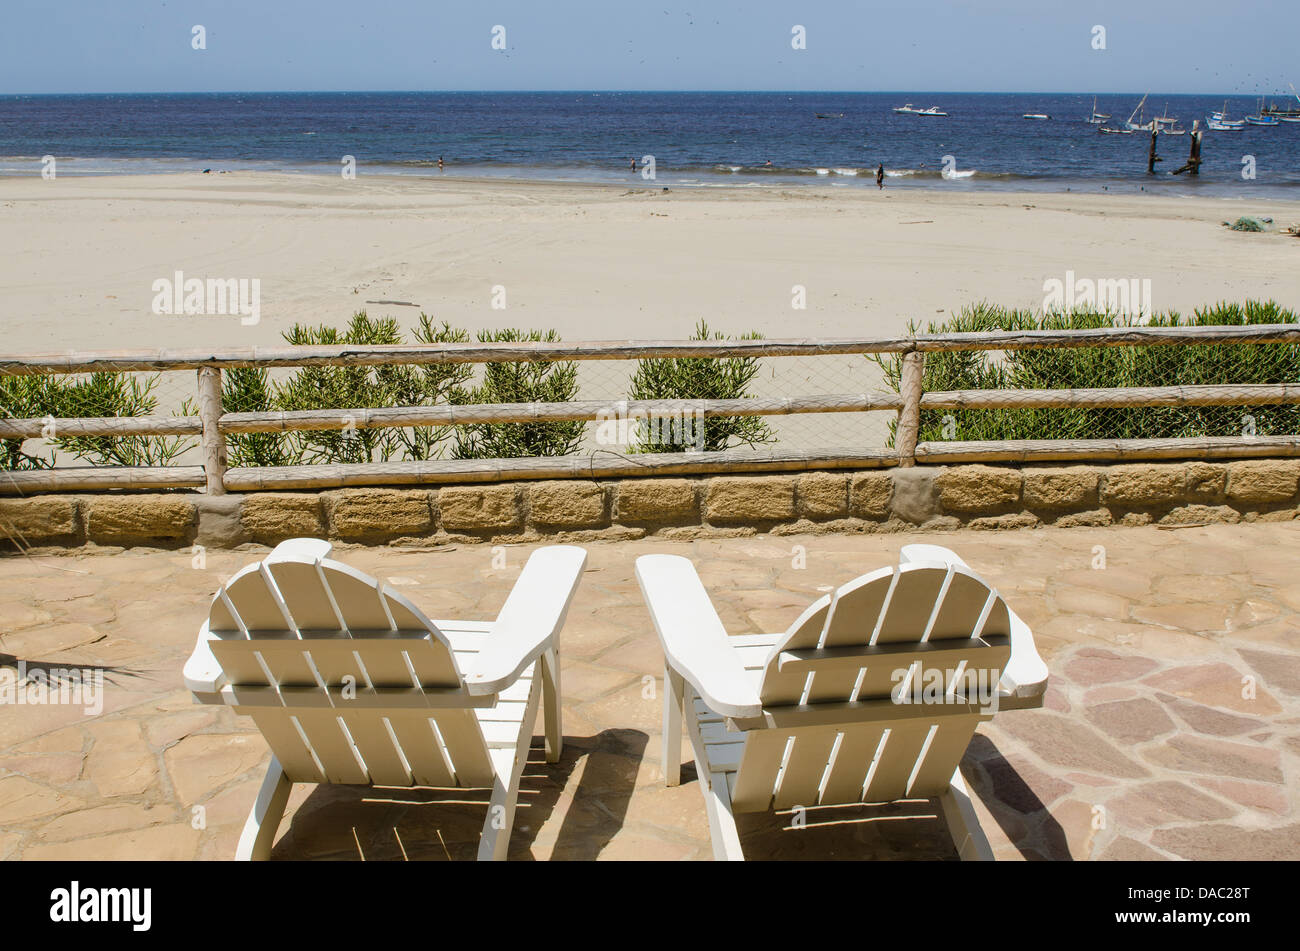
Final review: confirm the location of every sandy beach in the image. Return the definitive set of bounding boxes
[3,172,1299,355]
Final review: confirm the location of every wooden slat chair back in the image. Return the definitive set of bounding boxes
[729,562,1012,813]
[208,555,495,788]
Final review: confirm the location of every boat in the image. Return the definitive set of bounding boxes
[1124,94,1153,131]
[1086,96,1110,124]
[1022,113,1050,120]
[1207,100,1246,130]
[893,104,948,116]
[1245,99,1280,125]
[1097,126,1135,135]
[814,113,844,119]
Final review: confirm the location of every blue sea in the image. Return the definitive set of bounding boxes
[2,91,1299,198]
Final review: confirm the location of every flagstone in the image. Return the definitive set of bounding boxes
[1155,693,1264,737]
[1142,662,1281,715]
[1097,835,1169,861]
[36,802,173,841]
[0,775,85,824]
[22,822,201,861]
[1236,648,1300,697]
[1194,778,1291,815]
[996,712,1149,778]
[1063,648,1159,686]
[164,733,270,807]
[1085,698,1176,744]
[1151,821,1300,861]
[1144,734,1284,784]
[1107,780,1236,828]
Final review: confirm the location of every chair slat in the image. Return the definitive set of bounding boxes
[294,710,369,784]
[905,718,982,797]
[225,570,292,632]
[730,733,787,813]
[385,714,455,786]
[433,709,496,786]
[927,571,993,640]
[774,728,839,809]
[862,723,931,802]
[875,566,949,644]
[341,712,413,786]
[267,561,342,632]
[818,724,887,804]
[249,711,325,783]
[319,564,392,630]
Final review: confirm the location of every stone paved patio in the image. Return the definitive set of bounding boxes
[1,522,1298,861]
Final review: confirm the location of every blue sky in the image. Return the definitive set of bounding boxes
[1,0,1295,95]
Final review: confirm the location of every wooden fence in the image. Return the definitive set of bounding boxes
[4,323,1300,495]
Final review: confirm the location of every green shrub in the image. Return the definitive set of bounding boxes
[452,329,584,459]
[0,372,195,470]
[275,312,472,464]
[871,300,1300,444]
[626,319,775,453]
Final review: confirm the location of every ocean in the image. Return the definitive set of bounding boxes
[2,91,1298,197]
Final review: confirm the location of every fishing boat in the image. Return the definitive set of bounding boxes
[893,104,948,116]
[1124,93,1153,131]
[1022,113,1050,120]
[1207,100,1246,130]
[1245,99,1280,125]
[1086,96,1110,124]
[1097,126,1135,135]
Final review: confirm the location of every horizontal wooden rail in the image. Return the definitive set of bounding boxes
[221,448,899,491]
[915,436,1300,464]
[921,383,1300,411]
[4,323,1299,375]
[0,416,202,439]
[219,393,902,434]
[0,466,206,495]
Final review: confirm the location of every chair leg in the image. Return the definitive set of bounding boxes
[540,647,562,764]
[663,666,685,786]
[703,770,745,861]
[478,680,542,861]
[235,756,291,861]
[938,765,995,861]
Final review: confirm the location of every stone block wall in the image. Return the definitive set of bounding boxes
[4,459,1300,550]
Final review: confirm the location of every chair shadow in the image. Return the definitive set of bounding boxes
[270,728,647,861]
[963,733,1073,861]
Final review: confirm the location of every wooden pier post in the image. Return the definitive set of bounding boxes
[1171,121,1203,176]
[1147,128,1161,173]
[197,367,228,495]
[896,351,924,467]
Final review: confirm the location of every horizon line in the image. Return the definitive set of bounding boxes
[0,88,1287,99]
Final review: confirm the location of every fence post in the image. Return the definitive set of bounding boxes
[896,350,924,467]
[197,367,227,495]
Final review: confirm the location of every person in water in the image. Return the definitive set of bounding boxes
[876,163,885,189]
[438,156,444,171]
[630,157,637,172]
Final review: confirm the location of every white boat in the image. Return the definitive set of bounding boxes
[894,103,947,116]
[1124,93,1153,131]
[1245,99,1279,125]
[1022,113,1050,120]
[1208,100,1246,130]
[1086,96,1110,124]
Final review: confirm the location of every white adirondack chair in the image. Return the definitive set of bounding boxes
[637,543,1048,861]
[184,538,587,861]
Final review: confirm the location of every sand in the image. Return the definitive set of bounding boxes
[3,172,1299,355]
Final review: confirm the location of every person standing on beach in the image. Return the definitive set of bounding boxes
[876,163,885,189]
[630,157,637,173]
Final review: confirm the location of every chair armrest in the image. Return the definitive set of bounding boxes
[901,544,1048,703]
[635,555,762,719]
[183,622,227,699]
[465,545,588,696]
